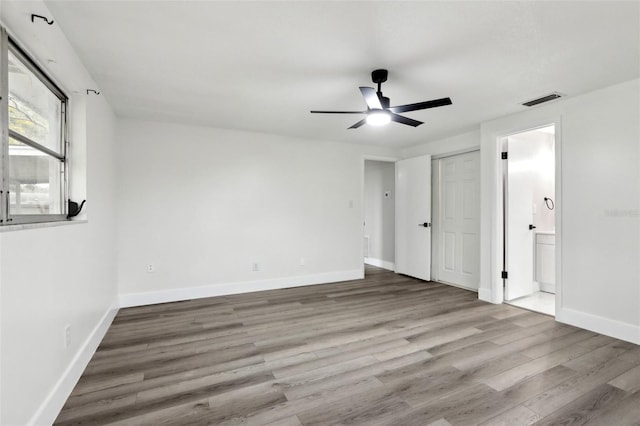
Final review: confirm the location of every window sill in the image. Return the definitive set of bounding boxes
[0,219,87,233]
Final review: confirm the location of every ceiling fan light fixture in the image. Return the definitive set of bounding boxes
[310,69,451,129]
[366,109,391,126]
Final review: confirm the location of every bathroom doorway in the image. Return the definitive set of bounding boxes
[503,125,556,315]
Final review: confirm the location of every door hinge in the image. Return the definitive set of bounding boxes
[501,270,508,279]
[501,152,508,160]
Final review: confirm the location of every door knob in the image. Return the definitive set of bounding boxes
[419,223,431,228]
[529,224,536,230]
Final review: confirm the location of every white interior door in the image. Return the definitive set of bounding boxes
[396,155,431,281]
[438,151,480,289]
[506,137,535,300]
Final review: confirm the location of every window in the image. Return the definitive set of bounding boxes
[1,27,68,225]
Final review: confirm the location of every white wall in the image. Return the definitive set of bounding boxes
[364,160,395,268]
[0,3,119,425]
[480,78,640,344]
[117,119,399,305]
[559,79,639,341]
[531,132,555,233]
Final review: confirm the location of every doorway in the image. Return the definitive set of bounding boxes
[362,155,432,280]
[503,125,556,316]
[364,160,396,271]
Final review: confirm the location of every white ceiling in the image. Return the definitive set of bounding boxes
[45,1,639,148]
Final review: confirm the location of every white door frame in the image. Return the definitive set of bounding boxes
[493,120,563,313]
[361,155,399,277]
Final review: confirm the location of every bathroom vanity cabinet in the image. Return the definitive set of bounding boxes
[535,232,556,293]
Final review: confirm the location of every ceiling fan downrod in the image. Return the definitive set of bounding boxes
[371,68,388,97]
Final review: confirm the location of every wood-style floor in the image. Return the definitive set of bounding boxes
[55,266,640,425]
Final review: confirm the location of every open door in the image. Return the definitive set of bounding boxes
[395,155,432,281]
[505,137,535,300]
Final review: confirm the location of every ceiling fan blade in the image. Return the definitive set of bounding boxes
[390,113,423,127]
[348,118,367,129]
[359,87,383,110]
[389,97,452,114]
[310,110,366,114]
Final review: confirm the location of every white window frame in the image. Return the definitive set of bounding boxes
[0,26,69,225]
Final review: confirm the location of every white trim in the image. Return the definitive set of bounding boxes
[479,288,498,303]
[0,219,87,233]
[29,299,119,426]
[554,118,564,315]
[430,146,480,160]
[363,234,370,258]
[431,157,440,283]
[556,307,640,345]
[364,257,395,271]
[436,280,478,293]
[539,283,555,294]
[119,269,363,308]
[362,155,400,163]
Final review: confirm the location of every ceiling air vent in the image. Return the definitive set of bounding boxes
[522,92,563,107]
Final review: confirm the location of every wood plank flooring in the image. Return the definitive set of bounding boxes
[55,266,640,425]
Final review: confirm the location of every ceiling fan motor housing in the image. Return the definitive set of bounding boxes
[371,69,388,84]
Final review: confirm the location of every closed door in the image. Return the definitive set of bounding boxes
[436,151,480,289]
[395,155,431,281]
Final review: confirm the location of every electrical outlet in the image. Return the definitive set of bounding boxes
[252,262,259,272]
[64,325,71,348]
[147,264,155,273]
[300,257,305,266]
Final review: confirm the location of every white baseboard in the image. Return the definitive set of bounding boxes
[556,307,640,345]
[364,257,395,271]
[436,280,479,293]
[29,299,119,426]
[119,269,363,308]
[540,283,556,294]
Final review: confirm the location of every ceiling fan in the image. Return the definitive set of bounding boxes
[310,69,452,129]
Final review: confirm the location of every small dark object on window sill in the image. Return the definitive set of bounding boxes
[67,200,86,219]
